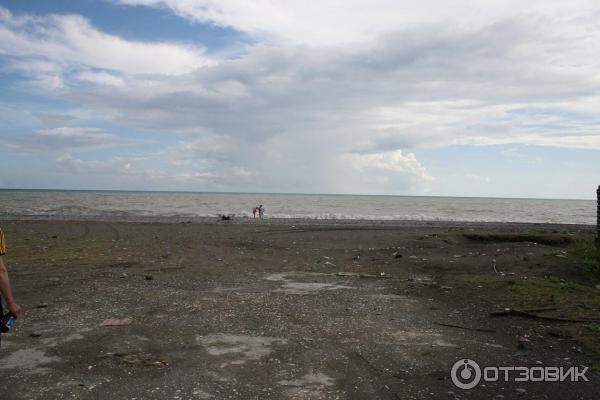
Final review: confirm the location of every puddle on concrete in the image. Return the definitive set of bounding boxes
[197,334,287,365]
[0,349,61,374]
[265,272,353,295]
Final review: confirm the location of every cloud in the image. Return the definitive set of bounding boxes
[65,17,600,148]
[76,71,125,86]
[56,154,132,173]
[5,127,138,152]
[343,150,433,181]
[34,113,76,128]
[56,153,218,188]
[0,6,213,81]
[2,2,600,194]
[115,0,598,45]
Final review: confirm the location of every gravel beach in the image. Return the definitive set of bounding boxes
[0,218,598,399]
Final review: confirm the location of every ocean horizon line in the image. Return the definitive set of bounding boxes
[0,187,594,202]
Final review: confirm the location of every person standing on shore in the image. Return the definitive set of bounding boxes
[252,206,257,219]
[258,205,265,219]
[0,226,22,345]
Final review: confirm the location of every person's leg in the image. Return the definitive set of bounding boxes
[0,298,3,346]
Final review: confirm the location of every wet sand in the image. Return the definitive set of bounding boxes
[0,219,598,399]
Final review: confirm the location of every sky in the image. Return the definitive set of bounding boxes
[1,1,599,199]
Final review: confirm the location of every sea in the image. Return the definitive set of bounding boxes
[0,190,595,225]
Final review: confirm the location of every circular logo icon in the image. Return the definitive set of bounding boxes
[451,359,481,390]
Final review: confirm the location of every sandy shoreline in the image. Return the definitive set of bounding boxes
[1,219,598,399]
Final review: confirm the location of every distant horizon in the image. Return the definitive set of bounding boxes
[0,187,595,202]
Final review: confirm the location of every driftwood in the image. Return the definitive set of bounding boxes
[490,308,600,323]
[434,322,496,333]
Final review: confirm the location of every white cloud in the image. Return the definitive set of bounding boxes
[5,127,137,152]
[76,71,125,86]
[343,150,433,181]
[0,6,213,78]
[34,113,76,128]
[115,0,598,45]
[56,154,132,173]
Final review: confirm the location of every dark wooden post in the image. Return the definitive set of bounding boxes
[597,185,600,245]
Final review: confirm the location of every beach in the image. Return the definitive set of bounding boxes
[1,218,598,399]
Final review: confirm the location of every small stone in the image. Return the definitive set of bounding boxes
[29,332,42,338]
[516,388,526,393]
[145,275,154,281]
[36,302,49,309]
